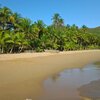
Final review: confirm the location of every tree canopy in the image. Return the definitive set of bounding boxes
[0,6,100,53]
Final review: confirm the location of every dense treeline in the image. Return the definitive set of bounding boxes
[0,6,100,53]
[87,26,100,34]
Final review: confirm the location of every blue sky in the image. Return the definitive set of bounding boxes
[0,0,100,27]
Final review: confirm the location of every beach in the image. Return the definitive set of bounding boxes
[0,50,100,100]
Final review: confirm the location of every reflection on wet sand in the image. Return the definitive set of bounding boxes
[41,63,100,100]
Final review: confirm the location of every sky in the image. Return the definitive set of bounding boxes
[0,0,100,28]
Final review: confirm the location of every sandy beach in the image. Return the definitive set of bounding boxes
[0,50,100,61]
[0,50,100,100]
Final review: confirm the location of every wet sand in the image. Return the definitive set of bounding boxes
[79,79,100,100]
[0,50,100,100]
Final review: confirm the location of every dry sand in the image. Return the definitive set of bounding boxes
[0,50,100,100]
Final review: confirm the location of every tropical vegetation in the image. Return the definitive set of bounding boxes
[0,6,100,53]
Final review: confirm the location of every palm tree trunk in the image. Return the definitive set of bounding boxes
[1,47,4,53]
[19,46,23,53]
[10,47,13,53]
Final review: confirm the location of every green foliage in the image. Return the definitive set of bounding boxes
[87,26,100,34]
[87,45,100,49]
[35,47,44,52]
[52,13,64,28]
[0,6,100,53]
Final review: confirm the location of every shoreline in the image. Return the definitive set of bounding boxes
[0,50,100,61]
[0,50,100,100]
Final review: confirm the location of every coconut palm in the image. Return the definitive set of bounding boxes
[81,25,88,33]
[0,31,11,53]
[33,20,46,39]
[19,18,32,34]
[15,32,29,52]
[52,13,64,28]
[0,7,12,30]
[9,12,22,32]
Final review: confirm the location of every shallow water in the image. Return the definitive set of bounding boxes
[39,63,100,100]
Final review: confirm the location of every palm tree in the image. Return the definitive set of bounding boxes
[19,18,32,34]
[15,32,29,52]
[33,20,46,39]
[0,31,11,53]
[9,12,22,32]
[52,13,64,28]
[0,7,12,30]
[6,31,19,53]
[81,25,88,33]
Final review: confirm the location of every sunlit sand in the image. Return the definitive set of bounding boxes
[0,50,100,100]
